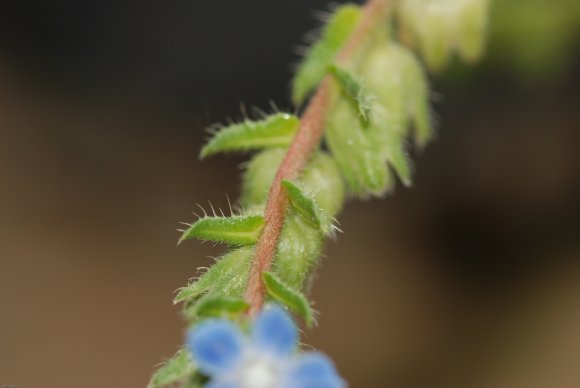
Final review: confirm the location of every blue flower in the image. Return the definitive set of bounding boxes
[186,305,345,388]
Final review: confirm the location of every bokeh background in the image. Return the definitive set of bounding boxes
[1,1,579,387]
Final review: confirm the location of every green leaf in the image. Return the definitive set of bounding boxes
[292,5,361,105]
[200,113,300,158]
[148,349,195,388]
[262,271,316,328]
[179,215,264,246]
[174,246,254,304]
[282,180,329,234]
[186,295,248,320]
[328,64,371,123]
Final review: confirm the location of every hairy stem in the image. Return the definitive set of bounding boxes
[245,0,392,315]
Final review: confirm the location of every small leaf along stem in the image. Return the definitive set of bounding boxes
[244,0,392,315]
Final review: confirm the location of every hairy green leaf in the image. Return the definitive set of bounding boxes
[200,113,300,158]
[292,5,361,105]
[148,349,195,388]
[328,64,372,123]
[179,215,264,246]
[263,271,316,328]
[174,247,254,304]
[282,180,329,234]
[186,295,248,320]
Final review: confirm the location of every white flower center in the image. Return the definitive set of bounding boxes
[240,357,279,388]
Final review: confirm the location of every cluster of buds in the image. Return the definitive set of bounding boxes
[397,0,490,71]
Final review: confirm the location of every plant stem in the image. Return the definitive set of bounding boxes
[244,0,392,315]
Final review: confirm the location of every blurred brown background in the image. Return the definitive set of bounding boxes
[1,1,579,387]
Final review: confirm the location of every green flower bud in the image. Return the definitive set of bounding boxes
[397,0,490,72]
[274,213,323,291]
[360,42,433,150]
[241,149,345,217]
[299,151,345,218]
[325,89,391,198]
[457,0,489,63]
[241,148,285,208]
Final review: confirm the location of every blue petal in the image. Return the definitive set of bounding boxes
[186,320,245,376]
[282,352,346,388]
[252,304,297,357]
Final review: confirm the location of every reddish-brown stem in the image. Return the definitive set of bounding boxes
[245,0,392,315]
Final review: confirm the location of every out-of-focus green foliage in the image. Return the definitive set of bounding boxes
[148,349,196,388]
[488,0,580,82]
